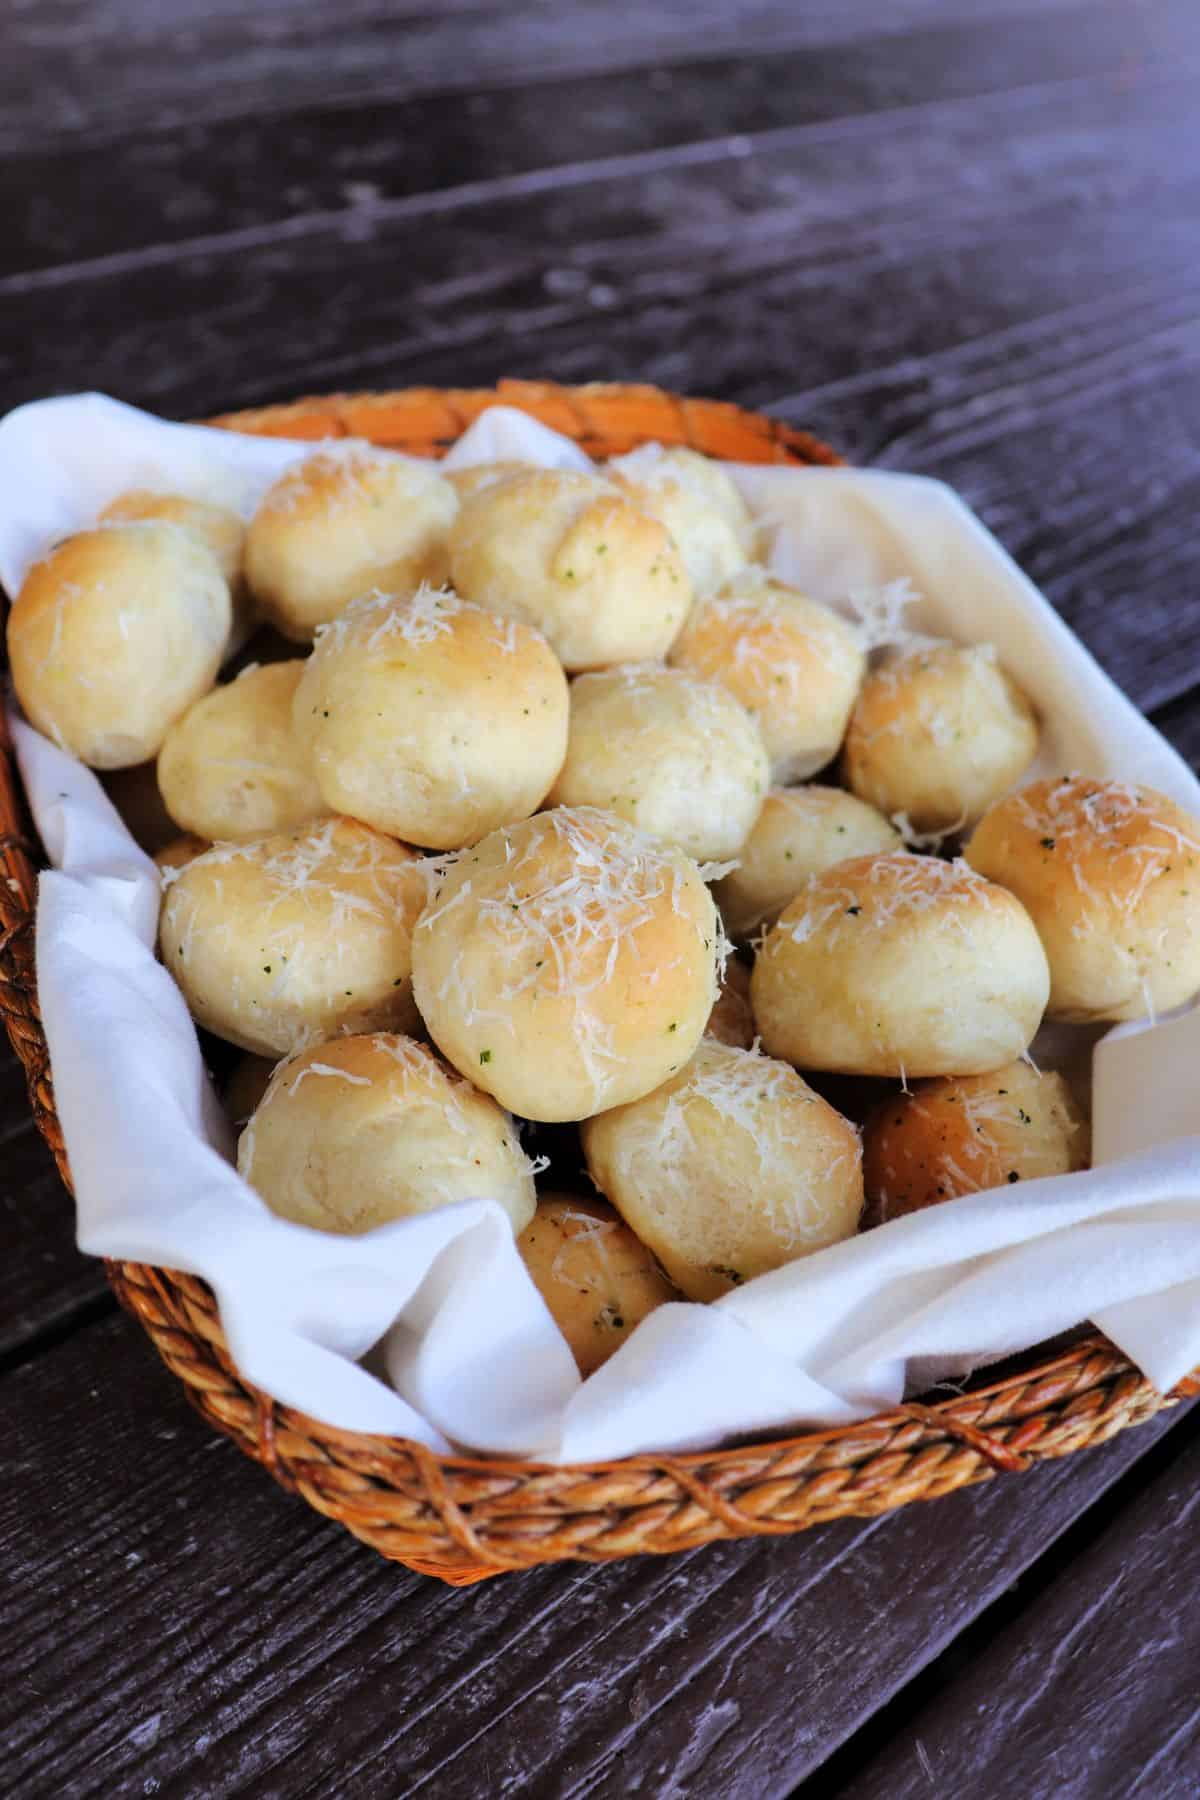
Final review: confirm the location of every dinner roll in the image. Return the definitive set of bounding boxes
[714,785,902,940]
[157,660,327,842]
[154,833,209,875]
[517,1193,677,1375]
[582,1038,863,1301]
[548,664,769,862]
[448,468,692,670]
[7,524,230,768]
[294,584,568,849]
[100,489,255,658]
[238,1033,536,1236]
[668,570,865,781]
[752,852,1050,1077]
[100,489,244,587]
[224,1052,277,1125]
[965,775,1200,1021]
[706,955,755,1048]
[98,488,256,654]
[244,444,458,641]
[444,460,531,501]
[863,1062,1090,1224]
[412,806,720,1121]
[607,444,753,594]
[844,641,1038,833]
[159,817,427,1055]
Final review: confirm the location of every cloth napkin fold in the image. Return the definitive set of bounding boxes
[4,393,1199,1462]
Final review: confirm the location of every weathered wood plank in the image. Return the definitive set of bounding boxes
[0,4,1160,277]
[0,1309,1192,1798]
[840,1413,1200,1799]
[1149,688,1200,769]
[0,1049,108,1361]
[2,63,1198,714]
[0,0,1141,151]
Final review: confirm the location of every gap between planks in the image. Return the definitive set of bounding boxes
[794,1393,1200,1798]
[1,55,1196,299]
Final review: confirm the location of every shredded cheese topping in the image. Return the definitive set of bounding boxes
[781,852,1001,949]
[612,1040,861,1255]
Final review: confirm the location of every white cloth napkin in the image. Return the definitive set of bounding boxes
[4,392,1200,1463]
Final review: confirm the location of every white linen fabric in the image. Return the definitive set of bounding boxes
[3,392,1199,1461]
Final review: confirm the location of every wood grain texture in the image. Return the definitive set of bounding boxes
[0,1310,1192,1800]
[2,58,1198,708]
[0,0,1152,150]
[1150,688,1200,768]
[841,1412,1200,1798]
[0,5,1162,278]
[0,1048,108,1361]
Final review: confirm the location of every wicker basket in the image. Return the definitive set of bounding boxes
[2,378,1196,1587]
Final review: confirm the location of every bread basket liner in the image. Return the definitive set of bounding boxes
[1,380,1197,1581]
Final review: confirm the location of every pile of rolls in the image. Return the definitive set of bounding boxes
[11,437,1200,1376]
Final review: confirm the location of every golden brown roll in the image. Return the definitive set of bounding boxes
[965,775,1200,1021]
[157,660,327,842]
[863,1062,1090,1224]
[668,570,865,781]
[448,468,692,670]
[244,444,458,641]
[294,585,568,849]
[548,664,769,862]
[582,1038,863,1301]
[606,444,753,594]
[844,641,1038,833]
[752,851,1050,1077]
[237,1033,536,1236]
[8,524,230,768]
[705,954,755,1048]
[100,493,255,662]
[411,806,720,1121]
[99,489,244,586]
[714,785,902,940]
[159,817,428,1055]
[98,487,257,655]
[517,1193,677,1375]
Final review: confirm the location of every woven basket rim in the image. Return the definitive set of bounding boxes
[2,377,1193,1580]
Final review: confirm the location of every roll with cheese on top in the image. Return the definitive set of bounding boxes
[965,775,1200,1021]
[714,785,901,940]
[157,660,326,842]
[159,816,428,1054]
[583,1039,863,1301]
[100,487,255,655]
[294,585,568,849]
[752,851,1049,1077]
[863,1062,1090,1223]
[518,1194,677,1375]
[606,444,753,594]
[238,1033,536,1236]
[244,443,458,641]
[549,664,768,863]
[448,468,692,670]
[844,641,1037,834]
[412,806,720,1121]
[669,569,865,782]
[8,524,230,768]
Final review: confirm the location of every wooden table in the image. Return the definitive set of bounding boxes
[4,3,1200,1793]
